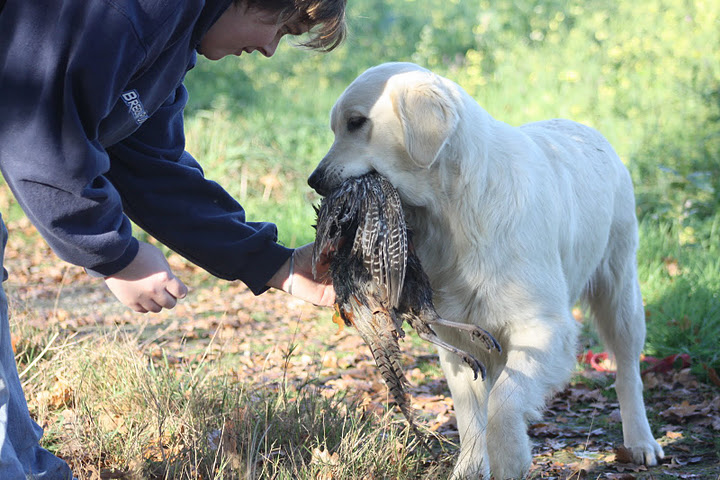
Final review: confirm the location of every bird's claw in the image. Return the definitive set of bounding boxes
[429,318,502,354]
[470,327,502,354]
[461,353,487,381]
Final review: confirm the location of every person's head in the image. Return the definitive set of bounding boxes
[199,0,346,60]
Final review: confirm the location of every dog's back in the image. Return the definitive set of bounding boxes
[518,118,639,304]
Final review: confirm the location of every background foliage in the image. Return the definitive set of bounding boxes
[183,0,719,377]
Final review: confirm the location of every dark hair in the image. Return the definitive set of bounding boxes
[239,0,346,52]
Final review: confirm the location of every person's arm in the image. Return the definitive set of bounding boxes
[104,83,292,293]
[0,1,146,276]
[105,84,335,305]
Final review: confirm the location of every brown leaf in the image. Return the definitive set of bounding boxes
[529,422,563,438]
[568,457,594,478]
[661,400,703,421]
[36,376,74,410]
[311,445,340,480]
[704,364,720,387]
[615,445,635,464]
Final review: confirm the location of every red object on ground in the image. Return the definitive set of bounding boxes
[577,350,691,374]
[640,353,691,374]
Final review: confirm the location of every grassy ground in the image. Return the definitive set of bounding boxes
[5,222,720,479]
[1,0,718,477]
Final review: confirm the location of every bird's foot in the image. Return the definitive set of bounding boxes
[430,318,502,354]
[460,353,487,381]
[470,328,502,354]
[415,330,488,381]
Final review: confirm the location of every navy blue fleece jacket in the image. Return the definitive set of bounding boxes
[0,0,293,294]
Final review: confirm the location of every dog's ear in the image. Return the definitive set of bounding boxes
[392,77,459,168]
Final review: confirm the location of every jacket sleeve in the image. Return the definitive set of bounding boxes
[105,84,292,295]
[0,2,144,275]
[0,1,290,294]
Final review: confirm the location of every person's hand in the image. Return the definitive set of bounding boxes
[104,241,188,313]
[267,242,335,306]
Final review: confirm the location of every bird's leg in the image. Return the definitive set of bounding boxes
[428,317,502,354]
[414,329,487,381]
[388,311,406,339]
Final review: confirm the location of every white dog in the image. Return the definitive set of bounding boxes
[308,62,664,479]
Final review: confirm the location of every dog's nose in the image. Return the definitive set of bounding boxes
[308,170,328,196]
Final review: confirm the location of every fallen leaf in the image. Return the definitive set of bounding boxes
[615,445,635,464]
[661,400,703,421]
[35,375,74,410]
[704,364,720,387]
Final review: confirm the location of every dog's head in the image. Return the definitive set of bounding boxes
[308,62,461,206]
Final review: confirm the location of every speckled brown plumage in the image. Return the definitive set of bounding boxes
[312,172,501,447]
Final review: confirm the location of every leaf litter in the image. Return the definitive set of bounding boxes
[4,219,719,479]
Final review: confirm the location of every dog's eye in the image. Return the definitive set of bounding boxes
[347,116,367,132]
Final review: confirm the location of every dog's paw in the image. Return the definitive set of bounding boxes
[450,455,490,480]
[623,440,665,466]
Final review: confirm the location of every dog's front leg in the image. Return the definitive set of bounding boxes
[439,347,493,480]
[486,313,578,479]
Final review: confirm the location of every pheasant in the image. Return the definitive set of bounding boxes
[312,172,501,444]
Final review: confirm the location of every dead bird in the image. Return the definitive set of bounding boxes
[312,172,501,442]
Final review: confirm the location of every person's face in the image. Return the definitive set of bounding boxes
[199,4,308,60]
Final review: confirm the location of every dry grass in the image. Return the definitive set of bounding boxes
[16,321,451,480]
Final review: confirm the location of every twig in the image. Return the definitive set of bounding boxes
[19,330,59,381]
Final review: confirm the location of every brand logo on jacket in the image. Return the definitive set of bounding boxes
[121,90,149,125]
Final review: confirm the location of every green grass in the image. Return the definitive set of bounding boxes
[639,215,720,378]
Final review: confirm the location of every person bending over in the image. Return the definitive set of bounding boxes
[0,0,346,477]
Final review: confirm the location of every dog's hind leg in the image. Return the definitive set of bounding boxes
[586,261,665,465]
[486,311,578,479]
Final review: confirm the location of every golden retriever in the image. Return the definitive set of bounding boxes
[308,62,664,479]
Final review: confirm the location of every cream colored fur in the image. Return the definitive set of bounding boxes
[308,62,664,479]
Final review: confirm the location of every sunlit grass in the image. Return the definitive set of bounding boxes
[16,326,450,479]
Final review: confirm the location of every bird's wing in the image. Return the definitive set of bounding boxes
[379,175,408,308]
[351,174,408,308]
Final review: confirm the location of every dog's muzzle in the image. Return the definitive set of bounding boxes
[307,169,330,196]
